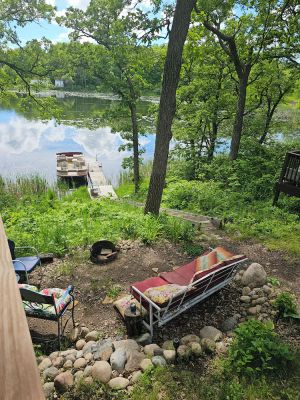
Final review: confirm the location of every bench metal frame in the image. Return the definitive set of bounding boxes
[131,258,247,338]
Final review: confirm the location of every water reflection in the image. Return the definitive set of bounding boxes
[0,97,155,184]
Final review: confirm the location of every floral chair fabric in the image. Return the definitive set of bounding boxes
[18,284,72,317]
[144,284,187,305]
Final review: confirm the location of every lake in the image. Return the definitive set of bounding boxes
[0,94,156,185]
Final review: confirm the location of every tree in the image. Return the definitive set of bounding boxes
[60,0,157,193]
[197,0,299,160]
[173,27,235,178]
[144,0,196,215]
[0,0,53,96]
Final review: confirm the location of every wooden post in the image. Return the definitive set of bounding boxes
[0,217,45,400]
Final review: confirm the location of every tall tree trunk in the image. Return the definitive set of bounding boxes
[144,0,196,215]
[208,121,218,161]
[129,102,140,193]
[230,71,249,160]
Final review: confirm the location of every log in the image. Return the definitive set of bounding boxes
[124,305,142,337]
[0,217,45,400]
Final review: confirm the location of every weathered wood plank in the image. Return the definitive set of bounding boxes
[0,217,44,400]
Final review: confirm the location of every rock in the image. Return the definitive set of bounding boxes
[69,327,80,342]
[140,358,153,372]
[144,344,161,357]
[201,338,216,354]
[91,361,112,383]
[52,357,64,369]
[162,340,174,351]
[92,339,113,361]
[177,345,191,360]
[110,349,127,373]
[242,287,251,296]
[80,326,90,338]
[83,365,92,377]
[131,370,142,384]
[43,366,59,381]
[84,352,93,362]
[199,326,222,342]
[43,382,55,399]
[113,339,139,354]
[125,351,145,373]
[76,350,83,359]
[241,263,267,289]
[221,316,238,332]
[163,350,176,363]
[49,351,59,361]
[63,360,73,369]
[85,330,100,342]
[84,377,94,385]
[263,285,272,295]
[74,370,84,382]
[54,372,74,394]
[38,358,52,372]
[248,306,258,315]
[135,332,152,346]
[76,339,86,350]
[108,377,130,390]
[65,354,76,362]
[153,348,164,356]
[189,342,202,357]
[252,297,266,305]
[180,334,200,345]
[152,356,167,367]
[240,296,251,303]
[82,341,95,354]
[216,342,227,354]
[74,358,87,369]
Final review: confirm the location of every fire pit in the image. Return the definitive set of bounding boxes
[90,240,118,264]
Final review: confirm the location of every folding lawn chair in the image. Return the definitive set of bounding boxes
[19,284,75,350]
[8,239,41,283]
[130,246,247,337]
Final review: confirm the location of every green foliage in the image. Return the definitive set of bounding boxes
[226,320,294,377]
[274,291,299,318]
[181,242,203,257]
[1,179,195,256]
[267,276,280,287]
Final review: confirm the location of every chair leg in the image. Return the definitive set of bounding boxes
[71,300,75,328]
[58,319,61,351]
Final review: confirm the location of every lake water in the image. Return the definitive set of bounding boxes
[0,95,155,184]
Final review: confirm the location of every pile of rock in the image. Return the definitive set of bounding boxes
[117,239,143,253]
[235,263,277,323]
[38,325,225,398]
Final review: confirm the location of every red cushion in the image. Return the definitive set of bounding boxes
[160,259,196,285]
[131,276,168,294]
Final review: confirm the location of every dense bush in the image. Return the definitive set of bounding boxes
[274,291,299,318]
[226,320,295,377]
[2,182,196,256]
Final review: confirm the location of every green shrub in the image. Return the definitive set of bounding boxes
[274,291,299,317]
[227,320,294,377]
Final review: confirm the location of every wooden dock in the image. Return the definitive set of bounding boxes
[87,159,117,199]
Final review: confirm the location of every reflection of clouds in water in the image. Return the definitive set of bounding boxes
[0,116,66,154]
[73,126,130,160]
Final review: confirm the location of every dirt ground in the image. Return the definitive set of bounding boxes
[27,226,300,349]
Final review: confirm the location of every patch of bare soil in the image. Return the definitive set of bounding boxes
[27,232,300,349]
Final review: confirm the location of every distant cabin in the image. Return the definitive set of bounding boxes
[55,79,64,88]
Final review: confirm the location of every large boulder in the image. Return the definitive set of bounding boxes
[181,334,200,345]
[144,344,161,357]
[91,361,112,383]
[241,263,267,289]
[152,356,167,367]
[43,382,55,399]
[85,330,100,342]
[43,366,59,381]
[92,339,113,361]
[38,358,52,372]
[110,349,127,373]
[125,350,145,373]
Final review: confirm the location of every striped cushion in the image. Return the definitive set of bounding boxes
[214,246,234,262]
[195,250,218,272]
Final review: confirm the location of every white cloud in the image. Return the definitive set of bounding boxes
[66,0,90,10]
[46,0,56,6]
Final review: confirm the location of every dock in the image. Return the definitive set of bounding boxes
[87,159,117,199]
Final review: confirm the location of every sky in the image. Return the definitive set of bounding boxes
[17,0,155,45]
